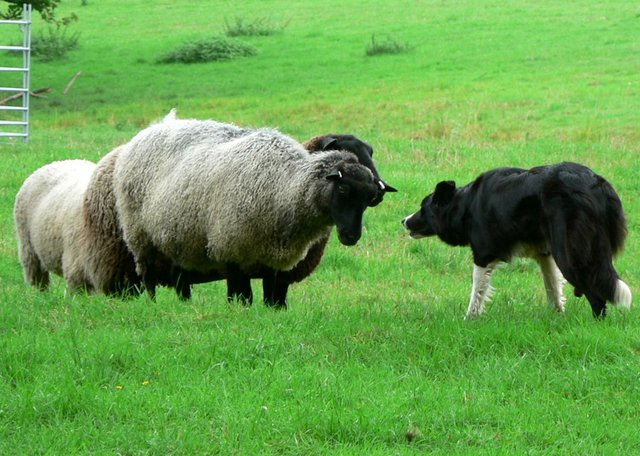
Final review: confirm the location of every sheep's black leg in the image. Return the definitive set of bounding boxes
[140,250,166,300]
[32,271,50,291]
[169,266,192,300]
[263,270,289,309]
[175,276,192,300]
[262,270,276,302]
[143,273,157,301]
[270,279,289,309]
[226,266,252,305]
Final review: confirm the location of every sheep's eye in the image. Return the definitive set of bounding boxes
[337,184,350,196]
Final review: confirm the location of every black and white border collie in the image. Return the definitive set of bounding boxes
[402,162,632,318]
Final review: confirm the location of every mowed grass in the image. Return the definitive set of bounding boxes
[1,0,640,454]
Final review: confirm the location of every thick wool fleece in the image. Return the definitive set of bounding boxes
[14,159,96,290]
[82,146,140,295]
[114,119,371,278]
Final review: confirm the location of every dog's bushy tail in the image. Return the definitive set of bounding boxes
[602,178,627,257]
[542,170,629,307]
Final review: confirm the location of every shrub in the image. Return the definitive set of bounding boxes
[31,25,79,61]
[223,16,289,37]
[365,34,413,56]
[157,36,257,64]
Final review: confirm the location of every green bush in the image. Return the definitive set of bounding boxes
[223,16,289,37]
[365,33,413,56]
[31,25,79,61]
[157,36,257,64]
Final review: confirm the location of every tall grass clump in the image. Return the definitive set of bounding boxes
[157,36,257,64]
[365,33,413,56]
[223,16,289,37]
[31,25,79,61]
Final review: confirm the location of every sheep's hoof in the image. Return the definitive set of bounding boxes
[176,284,192,301]
[227,295,253,306]
[264,299,287,310]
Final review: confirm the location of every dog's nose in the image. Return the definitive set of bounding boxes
[401,216,409,228]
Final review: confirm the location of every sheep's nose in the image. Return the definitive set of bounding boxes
[338,231,360,246]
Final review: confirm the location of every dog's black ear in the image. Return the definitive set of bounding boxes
[433,180,456,205]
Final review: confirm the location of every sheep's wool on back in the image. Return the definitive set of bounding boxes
[14,159,96,288]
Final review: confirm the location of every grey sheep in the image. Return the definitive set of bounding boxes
[14,159,96,291]
[113,116,381,303]
[157,111,397,304]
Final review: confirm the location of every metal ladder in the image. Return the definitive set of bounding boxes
[0,3,32,143]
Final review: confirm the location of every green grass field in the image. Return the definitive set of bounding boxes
[1,1,639,454]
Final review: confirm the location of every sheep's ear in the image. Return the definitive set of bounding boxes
[379,180,398,193]
[433,180,456,205]
[326,170,343,181]
[320,137,338,151]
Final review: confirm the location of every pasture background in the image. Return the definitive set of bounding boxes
[1,0,639,453]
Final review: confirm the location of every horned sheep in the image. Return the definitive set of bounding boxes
[113,116,381,305]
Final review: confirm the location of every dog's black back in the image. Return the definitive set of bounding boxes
[404,161,629,317]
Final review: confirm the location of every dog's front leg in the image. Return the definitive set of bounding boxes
[536,254,566,312]
[466,262,497,318]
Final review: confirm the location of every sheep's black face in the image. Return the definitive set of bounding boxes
[319,135,397,206]
[326,169,379,246]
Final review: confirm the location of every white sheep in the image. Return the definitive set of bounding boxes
[14,160,96,291]
[113,117,381,303]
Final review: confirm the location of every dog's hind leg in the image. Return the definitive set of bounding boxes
[536,254,566,312]
[466,262,497,318]
[552,244,631,318]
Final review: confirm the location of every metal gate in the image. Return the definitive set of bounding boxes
[0,3,32,143]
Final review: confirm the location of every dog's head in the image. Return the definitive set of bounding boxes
[402,180,456,238]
